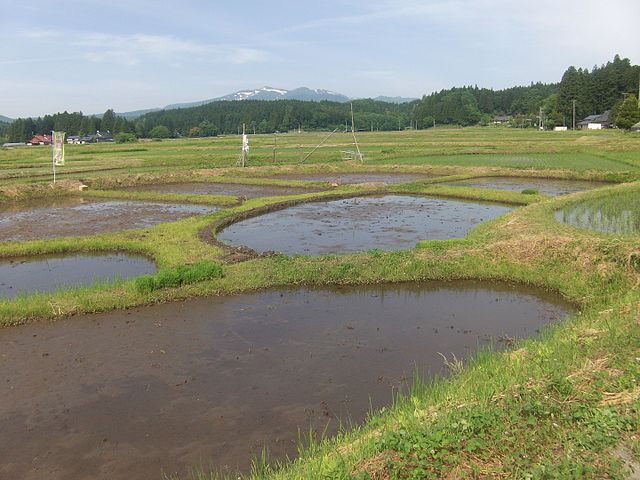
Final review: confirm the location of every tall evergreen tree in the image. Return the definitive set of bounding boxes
[101,109,116,132]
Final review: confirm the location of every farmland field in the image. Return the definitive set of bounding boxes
[1,127,640,187]
[1,127,640,479]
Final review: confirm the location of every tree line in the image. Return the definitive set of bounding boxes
[3,109,135,143]
[411,55,639,129]
[133,99,414,138]
[3,54,639,144]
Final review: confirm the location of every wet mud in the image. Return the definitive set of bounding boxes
[124,182,323,199]
[0,197,218,242]
[265,173,432,184]
[0,253,156,299]
[0,282,572,479]
[217,195,512,255]
[441,177,607,196]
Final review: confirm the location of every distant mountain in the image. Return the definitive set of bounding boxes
[117,108,161,120]
[0,115,13,123]
[116,86,405,119]
[372,96,417,104]
[212,86,290,102]
[167,86,350,107]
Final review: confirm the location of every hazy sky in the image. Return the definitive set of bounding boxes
[1,0,638,118]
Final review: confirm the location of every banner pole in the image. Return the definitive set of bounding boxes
[52,130,56,183]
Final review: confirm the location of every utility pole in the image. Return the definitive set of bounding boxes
[572,100,576,130]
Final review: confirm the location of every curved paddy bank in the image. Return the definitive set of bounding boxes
[0,281,572,480]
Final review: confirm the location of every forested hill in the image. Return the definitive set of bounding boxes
[135,99,414,137]
[413,55,639,128]
[2,55,638,142]
[413,83,558,128]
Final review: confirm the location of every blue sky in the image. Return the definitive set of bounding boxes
[1,0,638,118]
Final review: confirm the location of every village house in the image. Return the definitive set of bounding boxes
[577,111,611,130]
[26,134,52,145]
[78,130,115,144]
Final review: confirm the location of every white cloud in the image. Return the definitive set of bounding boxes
[14,30,269,67]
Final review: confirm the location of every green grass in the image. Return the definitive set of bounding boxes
[2,128,640,186]
[135,260,224,293]
[2,127,640,478]
[556,185,640,236]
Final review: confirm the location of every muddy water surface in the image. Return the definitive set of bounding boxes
[0,197,218,242]
[0,282,572,480]
[125,182,323,198]
[218,195,512,254]
[442,177,607,195]
[265,173,432,184]
[0,254,156,299]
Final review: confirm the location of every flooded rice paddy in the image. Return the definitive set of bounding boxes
[264,173,432,184]
[218,195,512,254]
[0,253,156,299]
[0,197,218,242]
[124,182,323,198]
[0,281,572,480]
[442,177,607,195]
[555,191,640,234]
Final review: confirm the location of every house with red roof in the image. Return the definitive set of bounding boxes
[27,134,52,145]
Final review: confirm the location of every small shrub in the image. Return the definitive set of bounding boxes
[115,133,137,143]
[177,261,224,284]
[521,188,539,195]
[135,261,224,293]
[134,275,156,293]
[155,268,182,289]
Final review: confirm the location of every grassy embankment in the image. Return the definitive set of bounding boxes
[1,128,640,477]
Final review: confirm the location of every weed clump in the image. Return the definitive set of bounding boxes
[135,261,223,293]
[521,188,539,195]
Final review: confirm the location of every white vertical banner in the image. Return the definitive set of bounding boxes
[53,131,66,166]
[242,134,249,153]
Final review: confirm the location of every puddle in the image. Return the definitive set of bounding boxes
[442,177,607,195]
[218,195,511,254]
[0,253,156,299]
[0,281,572,480]
[555,191,640,234]
[0,197,219,242]
[124,182,323,198]
[266,173,432,184]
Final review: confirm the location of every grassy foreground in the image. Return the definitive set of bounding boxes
[1,129,640,478]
